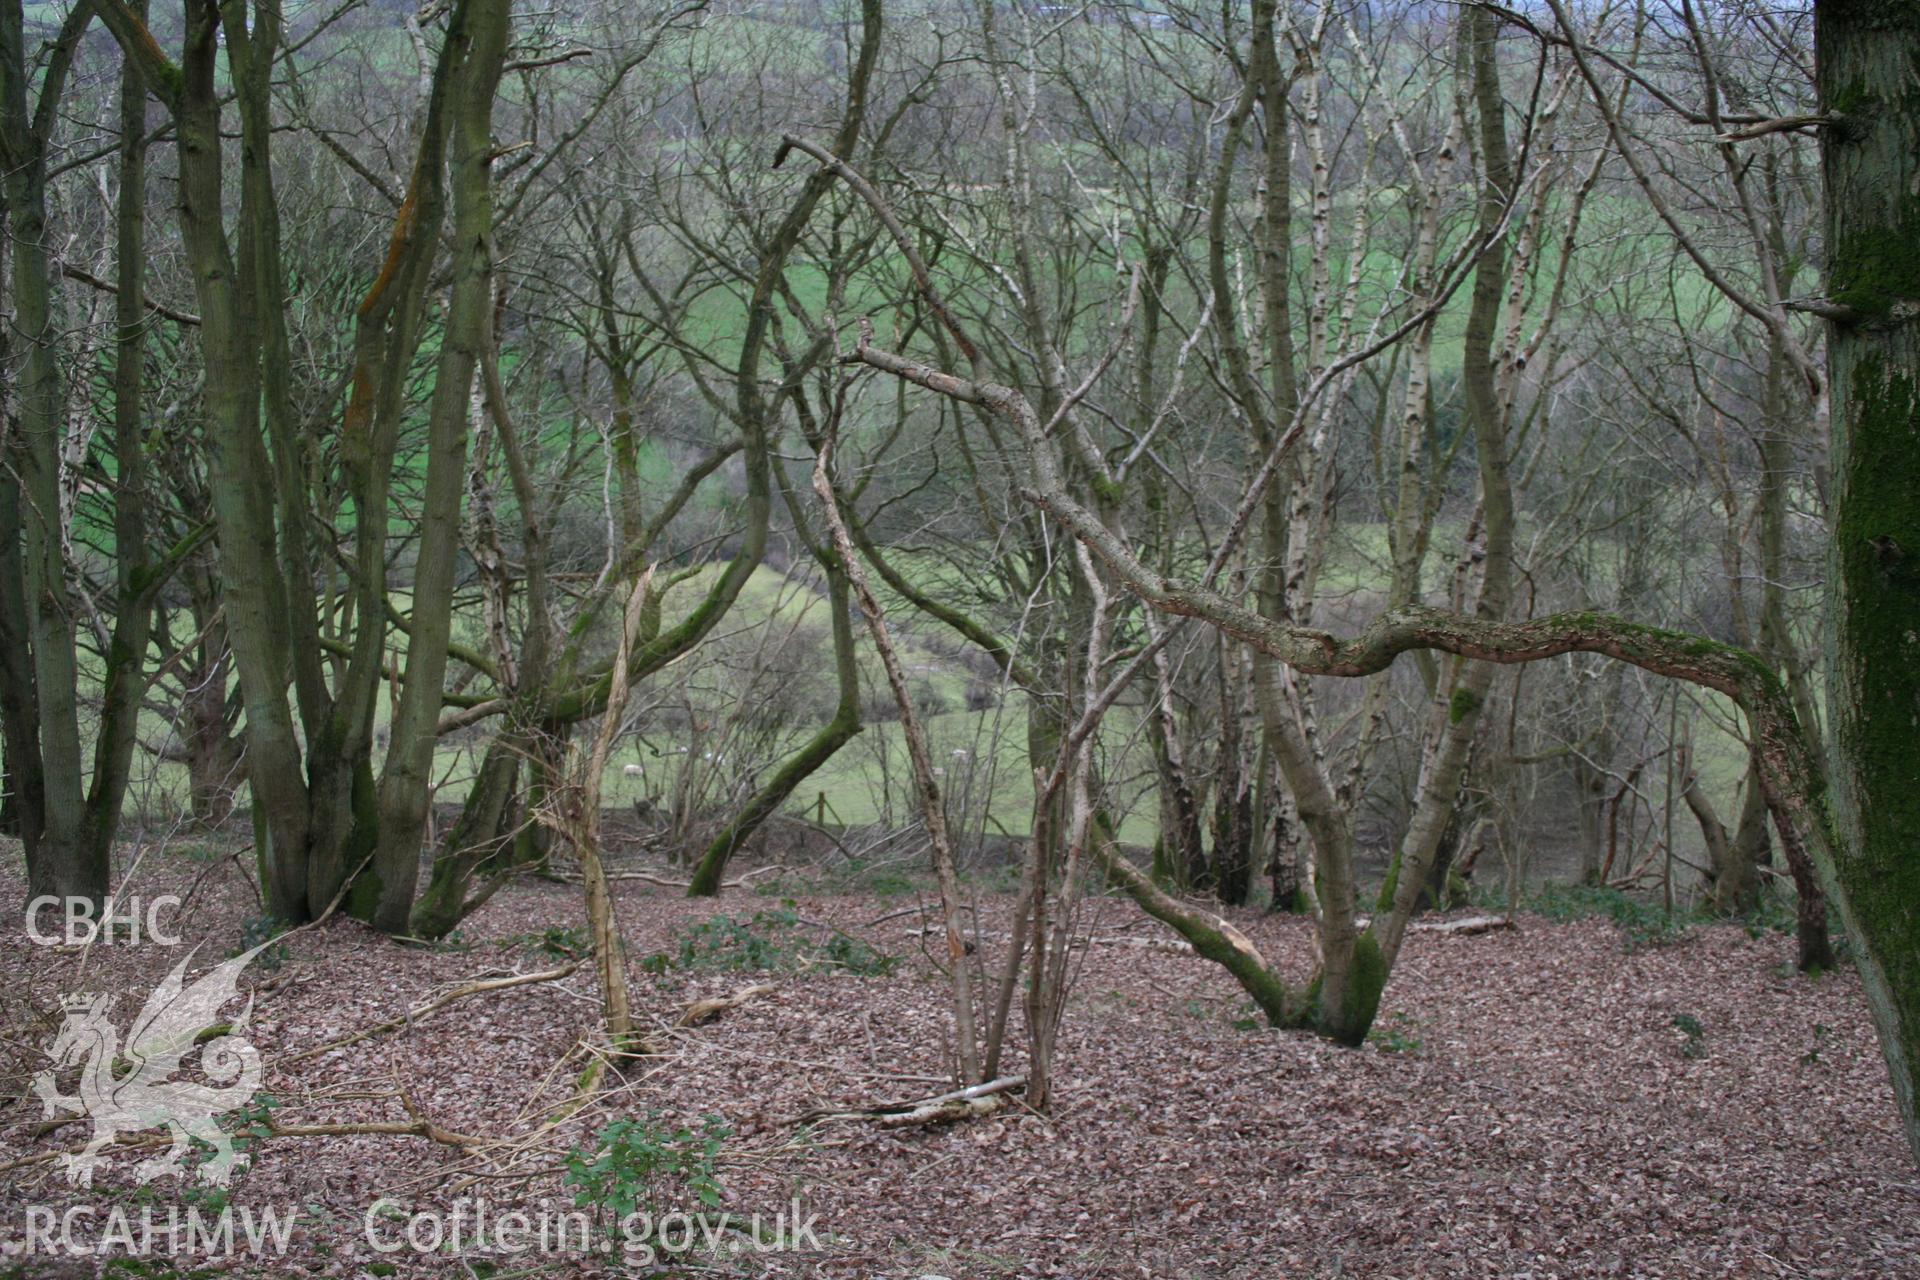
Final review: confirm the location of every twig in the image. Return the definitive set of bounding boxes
[863,902,976,928]
[505,47,592,73]
[283,962,582,1064]
[59,262,201,325]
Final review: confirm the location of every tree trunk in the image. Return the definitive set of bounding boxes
[1266,795,1307,913]
[411,732,525,939]
[1687,748,1770,916]
[81,12,159,875]
[369,0,510,930]
[174,573,246,826]
[1212,637,1254,904]
[1145,617,1207,890]
[1769,799,1837,974]
[1816,0,1920,1163]
[1,0,94,907]
[0,434,46,862]
[1728,757,1774,912]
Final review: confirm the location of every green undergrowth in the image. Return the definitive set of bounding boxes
[1510,881,1836,956]
[500,923,587,960]
[563,1114,729,1248]
[1369,1011,1425,1055]
[1525,882,1704,949]
[642,902,897,976]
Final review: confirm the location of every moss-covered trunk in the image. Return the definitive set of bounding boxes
[1817,0,1920,1163]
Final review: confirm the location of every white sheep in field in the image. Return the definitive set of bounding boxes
[622,764,645,778]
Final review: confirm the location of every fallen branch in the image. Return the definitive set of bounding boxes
[0,1130,174,1178]
[1351,914,1516,937]
[1086,934,1198,954]
[265,1115,484,1151]
[674,983,778,1028]
[0,1102,484,1179]
[1412,914,1515,937]
[794,1075,1027,1128]
[864,902,977,928]
[284,961,582,1064]
[903,926,1195,956]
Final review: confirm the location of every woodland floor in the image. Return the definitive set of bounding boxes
[1,846,1917,1279]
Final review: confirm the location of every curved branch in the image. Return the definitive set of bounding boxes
[842,336,1831,922]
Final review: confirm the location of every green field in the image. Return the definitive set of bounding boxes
[98,524,1765,886]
